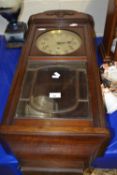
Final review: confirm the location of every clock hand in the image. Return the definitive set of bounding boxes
[57,41,72,44]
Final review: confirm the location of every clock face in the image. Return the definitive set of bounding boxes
[36,29,82,55]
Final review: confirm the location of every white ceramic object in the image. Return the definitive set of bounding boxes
[100,62,117,114]
[100,62,117,96]
[0,0,22,12]
[101,86,117,114]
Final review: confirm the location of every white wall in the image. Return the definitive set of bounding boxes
[0,0,109,36]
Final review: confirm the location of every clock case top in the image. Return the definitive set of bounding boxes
[28,10,94,58]
[0,10,110,173]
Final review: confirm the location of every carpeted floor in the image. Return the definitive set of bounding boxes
[84,169,117,175]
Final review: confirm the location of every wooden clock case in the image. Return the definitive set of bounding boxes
[99,0,117,61]
[0,10,110,175]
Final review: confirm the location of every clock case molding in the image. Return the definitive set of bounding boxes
[0,10,110,175]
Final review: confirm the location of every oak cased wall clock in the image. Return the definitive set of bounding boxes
[0,10,110,175]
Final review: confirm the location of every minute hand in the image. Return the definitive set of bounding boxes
[57,41,72,44]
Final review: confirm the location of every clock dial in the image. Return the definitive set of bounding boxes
[36,29,82,55]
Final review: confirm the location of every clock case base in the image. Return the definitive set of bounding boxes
[22,171,83,175]
[22,170,83,175]
[0,126,109,175]
[0,10,110,175]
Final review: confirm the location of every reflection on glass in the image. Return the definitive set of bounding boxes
[15,62,90,119]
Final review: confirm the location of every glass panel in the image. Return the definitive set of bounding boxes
[15,61,91,119]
